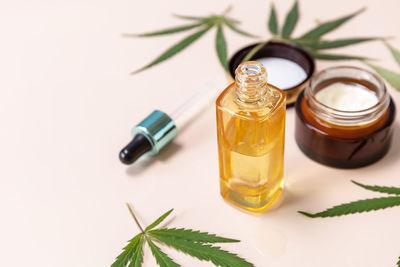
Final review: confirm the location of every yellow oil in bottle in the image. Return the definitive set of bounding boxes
[216,61,286,212]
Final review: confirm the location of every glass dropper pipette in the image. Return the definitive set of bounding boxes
[119,77,223,165]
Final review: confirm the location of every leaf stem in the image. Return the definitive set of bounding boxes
[242,39,270,62]
[221,5,233,16]
[126,203,145,234]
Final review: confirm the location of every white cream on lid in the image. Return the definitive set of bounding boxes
[255,57,307,89]
[315,82,379,111]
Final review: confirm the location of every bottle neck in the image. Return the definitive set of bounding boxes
[235,61,268,103]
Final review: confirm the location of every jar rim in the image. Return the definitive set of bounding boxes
[305,66,389,125]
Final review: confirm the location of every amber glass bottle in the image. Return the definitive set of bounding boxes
[216,61,286,212]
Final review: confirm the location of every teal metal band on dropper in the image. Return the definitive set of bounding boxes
[131,110,178,156]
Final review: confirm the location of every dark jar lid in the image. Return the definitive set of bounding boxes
[228,41,315,106]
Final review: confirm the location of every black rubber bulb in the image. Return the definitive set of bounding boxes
[119,134,152,165]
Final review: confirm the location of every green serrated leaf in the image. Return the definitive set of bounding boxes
[132,25,212,74]
[352,180,400,195]
[151,235,254,267]
[298,196,400,218]
[397,256,400,267]
[242,40,270,62]
[216,24,228,70]
[300,8,365,39]
[223,19,258,38]
[384,41,400,67]
[224,16,241,25]
[149,228,240,244]
[128,236,144,267]
[268,4,279,35]
[114,206,255,267]
[367,63,400,91]
[281,1,299,38]
[296,37,378,50]
[146,236,180,267]
[308,50,369,61]
[172,14,208,21]
[145,209,174,231]
[123,22,205,37]
[112,234,142,267]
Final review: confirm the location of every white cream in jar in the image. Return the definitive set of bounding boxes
[256,57,307,89]
[315,82,379,111]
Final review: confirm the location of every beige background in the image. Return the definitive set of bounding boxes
[1,0,400,266]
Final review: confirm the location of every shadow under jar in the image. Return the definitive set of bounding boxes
[295,66,396,168]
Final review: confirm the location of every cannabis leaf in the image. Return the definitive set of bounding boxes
[352,180,400,195]
[366,41,400,91]
[112,203,254,267]
[149,235,253,267]
[299,8,365,39]
[216,23,228,70]
[268,4,279,36]
[293,37,379,50]
[126,7,257,74]
[131,25,212,74]
[123,23,206,37]
[298,181,400,218]
[112,234,142,267]
[146,236,179,267]
[243,2,380,62]
[299,197,400,218]
[308,51,370,61]
[171,14,209,21]
[145,208,173,231]
[224,19,258,38]
[386,41,400,66]
[299,181,400,264]
[242,40,270,62]
[367,64,400,91]
[131,236,144,267]
[281,1,299,38]
[148,228,240,243]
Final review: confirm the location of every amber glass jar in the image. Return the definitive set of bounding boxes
[295,66,396,168]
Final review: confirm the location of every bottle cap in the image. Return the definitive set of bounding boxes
[119,110,177,164]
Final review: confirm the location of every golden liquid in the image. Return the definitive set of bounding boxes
[216,83,286,212]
